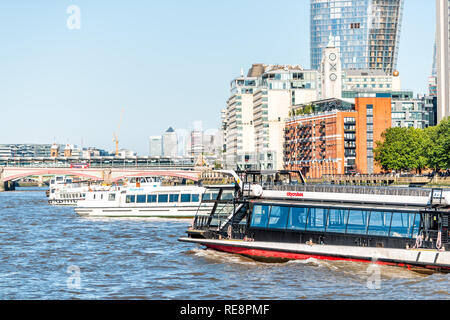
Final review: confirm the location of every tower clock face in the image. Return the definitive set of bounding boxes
[330,73,337,81]
[329,53,337,61]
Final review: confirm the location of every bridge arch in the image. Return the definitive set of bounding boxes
[111,170,201,182]
[1,168,104,182]
[1,167,201,184]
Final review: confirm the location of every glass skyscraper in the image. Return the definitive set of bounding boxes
[436,0,450,122]
[310,0,404,74]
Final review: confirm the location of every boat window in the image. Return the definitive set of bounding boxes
[326,209,348,233]
[287,207,308,230]
[180,194,191,202]
[346,210,369,235]
[367,211,392,237]
[390,212,415,238]
[158,194,168,203]
[211,193,219,200]
[250,205,270,228]
[268,206,290,229]
[202,193,211,201]
[126,195,136,203]
[147,194,157,203]
[411,213,421,238]
[222,192,234,200]
[306,208,327,232]
[192,194,200,202]
[170,194,180,203]
[108,194,116,201]
[137,195,146,203]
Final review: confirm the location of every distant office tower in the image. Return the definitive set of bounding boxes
[429,41,438,97]
[436,0,450,122]
[175,129,188,157]
[310,0,404,74]
[163,127,178,158]
[149,136,163,157]
[189,122,204,157]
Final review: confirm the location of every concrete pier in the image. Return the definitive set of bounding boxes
[0,181,16,192]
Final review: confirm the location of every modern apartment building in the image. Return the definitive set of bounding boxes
[284,93,392,178]
[342,69,401,92]
[310,0,404,74]
[391,93,437,129]
[223,64,319,170]
[344,90,438,129]
[436,0,450,121]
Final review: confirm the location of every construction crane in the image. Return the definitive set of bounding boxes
[113,108,124,157]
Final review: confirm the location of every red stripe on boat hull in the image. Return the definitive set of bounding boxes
[205,244,449,273]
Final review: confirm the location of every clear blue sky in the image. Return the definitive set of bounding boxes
[0,1,435,155]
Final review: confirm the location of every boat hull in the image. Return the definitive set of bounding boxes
[48,199,83,207]
[178,237,450,273]
[75,206,211,218]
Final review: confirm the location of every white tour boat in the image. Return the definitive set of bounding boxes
[74,176,236,218]
[48,176,92,206]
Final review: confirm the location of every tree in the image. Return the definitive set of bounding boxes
[425,117,450,171]
[374,127,428,173]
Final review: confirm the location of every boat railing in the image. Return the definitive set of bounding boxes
[194,201,236,231]
[262,183,431,197]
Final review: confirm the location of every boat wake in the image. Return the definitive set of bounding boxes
[185,248,263,265]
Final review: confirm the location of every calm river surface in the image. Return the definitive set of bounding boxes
[0,189,449,300]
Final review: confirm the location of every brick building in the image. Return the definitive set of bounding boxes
[284,93,391,178]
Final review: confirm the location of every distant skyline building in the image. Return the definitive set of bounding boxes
[189,121,204,157]
[428,40,438,98]
[436,0,450,121]
[0,143,110,158]
[163,127,178,158]
[149,136,163,157]
[310,0,404,75]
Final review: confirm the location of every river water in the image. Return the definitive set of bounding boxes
[0,189,449,300]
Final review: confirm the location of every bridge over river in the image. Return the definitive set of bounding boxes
[0,166,202,191]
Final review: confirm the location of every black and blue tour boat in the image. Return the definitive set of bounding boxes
[179,170,450,273]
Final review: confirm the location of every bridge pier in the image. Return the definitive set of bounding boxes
[0,181,16,192]
[102,169,113,185]
[37,176,44,187]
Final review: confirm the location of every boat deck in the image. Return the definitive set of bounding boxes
[261,183,431,197]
